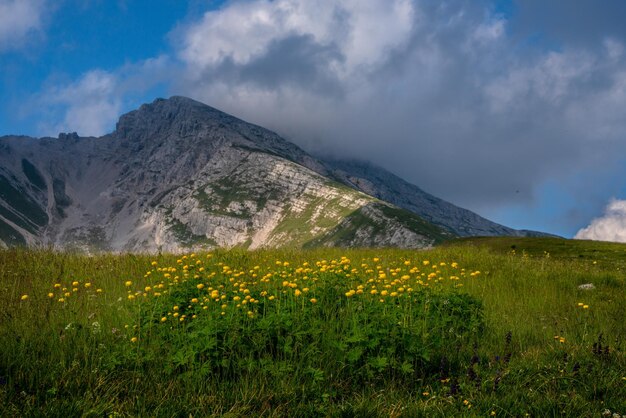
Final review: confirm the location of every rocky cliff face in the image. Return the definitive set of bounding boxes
[0,97,456,252]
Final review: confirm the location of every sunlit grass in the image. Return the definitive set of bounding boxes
[1,240,625,416]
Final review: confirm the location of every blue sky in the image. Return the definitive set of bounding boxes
[2,0,626,240]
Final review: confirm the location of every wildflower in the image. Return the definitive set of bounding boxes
[160,317,167,322]
[48,293,54,298]
[20,294,28,301]
[294,289,302,297]
[58,298,65,303]
[84,282,92,288]
[310,298,317,304]
[127,294,135,300]
[130,337,138,343]
[54,283,61,288]
[583,305,589,309]
[72,281,79,287]
[422,392,429,396]
[196,283,205,290]
[125,281,132,287]
[151,261,158,266]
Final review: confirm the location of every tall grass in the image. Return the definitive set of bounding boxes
[0,242,624,416]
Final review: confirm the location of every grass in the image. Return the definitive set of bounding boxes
[0,238,625,416]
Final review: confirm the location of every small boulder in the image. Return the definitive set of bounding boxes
[578,283,595,290]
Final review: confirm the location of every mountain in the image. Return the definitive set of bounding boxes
[324,159,541,237]
[0,96,543,252]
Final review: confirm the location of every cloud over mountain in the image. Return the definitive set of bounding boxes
[164,0,626,215]
[12,0,626,235]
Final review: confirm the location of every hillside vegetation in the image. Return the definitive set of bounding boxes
[1,238,625,416]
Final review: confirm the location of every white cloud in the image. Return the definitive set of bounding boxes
[178,0,414,81]
[38,70,121,137]
[34,56,172,137]
[575,199,626,242]
[0,0,47,51]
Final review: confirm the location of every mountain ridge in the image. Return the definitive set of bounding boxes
[0,96,546,252]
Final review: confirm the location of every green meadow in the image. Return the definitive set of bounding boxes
[1,238,625,417]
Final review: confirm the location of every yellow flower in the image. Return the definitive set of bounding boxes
[191,298,198,303]
[58,298,65,303]
[161,317,167,322]
[72,281,79,287]
[151,261,158,266]
[127,294,135,300]
[48,293,54,298]
[125,281,132,287]
[197,283,205,290]
[422,392,429,396]
[310,298,317,304]
[130,337,138,343]
[294,289,302,297]
[583,305,589,309]
[20,294,28,301]
[54,283,61,288]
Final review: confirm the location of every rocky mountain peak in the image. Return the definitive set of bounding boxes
[114,96,232,141]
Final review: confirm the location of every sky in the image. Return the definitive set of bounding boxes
[1,0,626,240]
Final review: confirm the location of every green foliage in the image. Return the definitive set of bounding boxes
[0,242,624,416]
[139,271,483,387]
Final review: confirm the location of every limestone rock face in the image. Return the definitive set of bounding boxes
[0,96,540,253]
